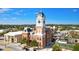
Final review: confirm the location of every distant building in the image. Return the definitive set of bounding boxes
[22,11,53,48]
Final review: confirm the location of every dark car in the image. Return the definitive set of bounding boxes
[33,48,37,51]
[23,46,29,51]
[25,48,29,51]
[0,48,3,51]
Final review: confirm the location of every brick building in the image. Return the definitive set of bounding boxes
[22,11,53,48]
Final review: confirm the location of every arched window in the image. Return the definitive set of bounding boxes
[12,38,14,43]
[38,21,40,23]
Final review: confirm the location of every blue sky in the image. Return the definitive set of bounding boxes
[0,8,79,24]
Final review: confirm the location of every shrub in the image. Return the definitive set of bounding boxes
[30,40,38,47]
[52,43,62,51]
[73,43,79,51]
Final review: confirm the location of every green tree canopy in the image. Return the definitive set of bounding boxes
[30,40,38,47]
[19,38,30,46]
[69,31,79,39]
[52,43,62,51]
[26,39,30,46]
[19,38,27,44]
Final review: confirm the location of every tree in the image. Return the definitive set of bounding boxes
[52,43,62,51]
[30,40,38,47]
[70,31,79,39]
[19,38,27,44]
[73,43,79,51]
[64,35,69,43]
[26,39,30,46]
[19,38,30,47]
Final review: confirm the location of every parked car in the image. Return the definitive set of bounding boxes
[23,46,29,51]
[25,48,29,51]
[0,48,3,51]
[33,48,36,51]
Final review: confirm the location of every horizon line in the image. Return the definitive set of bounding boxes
[0,24,79,25]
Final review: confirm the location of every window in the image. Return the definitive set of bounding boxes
[75,40,78,43]
[40,38,41,40]
[38,21,40,23]
[43,20,45,23]
[32,32,35,34]
[25,30,26,32]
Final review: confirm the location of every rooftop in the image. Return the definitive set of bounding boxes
[4,31,23,36]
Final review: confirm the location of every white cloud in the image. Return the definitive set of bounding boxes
[0,8,11,13]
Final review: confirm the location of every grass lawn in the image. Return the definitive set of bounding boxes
[58,43,74,50]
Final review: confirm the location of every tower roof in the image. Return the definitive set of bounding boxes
[37,11,45,17]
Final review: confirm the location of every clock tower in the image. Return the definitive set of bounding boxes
[35,11,46,48]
